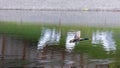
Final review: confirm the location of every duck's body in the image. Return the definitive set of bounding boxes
[69,31,89,43]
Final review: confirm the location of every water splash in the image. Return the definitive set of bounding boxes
[65,32,76,52]
[37,28,61,50]
[92,30,116,51]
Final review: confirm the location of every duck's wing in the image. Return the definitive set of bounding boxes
[74,31,81,39]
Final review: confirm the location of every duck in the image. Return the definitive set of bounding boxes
[69,31,89,43]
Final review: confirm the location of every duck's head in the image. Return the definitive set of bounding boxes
[84,38,89,40]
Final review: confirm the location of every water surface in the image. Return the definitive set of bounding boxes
[0,29,118,68]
